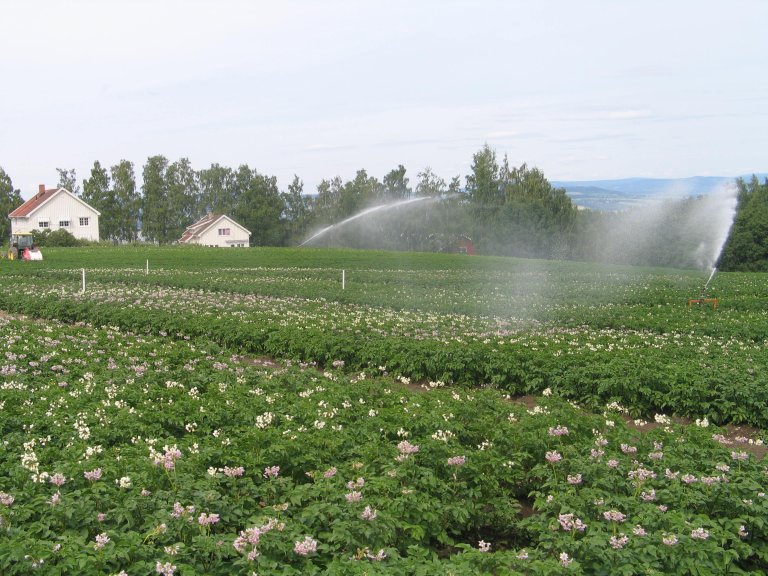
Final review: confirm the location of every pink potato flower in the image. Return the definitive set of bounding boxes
[84,468,102,481]
[263,466,280,479]
[294,536,318,556]
[545,451,562,463]
[361,505,378,521]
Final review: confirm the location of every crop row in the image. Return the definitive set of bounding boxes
[8,256,768,338]
[0,274,765,427]
[0,314,766,574]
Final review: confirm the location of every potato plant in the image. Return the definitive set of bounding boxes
[0,247,766,574]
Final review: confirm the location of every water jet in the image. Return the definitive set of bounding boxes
[298,196,434,247]
[688,267,719,309]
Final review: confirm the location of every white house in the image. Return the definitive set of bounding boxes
[179,214,251,247]
[9,185,101,241]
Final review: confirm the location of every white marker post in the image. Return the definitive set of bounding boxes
[81,268,86,293]
[146,259,149,275]
[342,269,346,290]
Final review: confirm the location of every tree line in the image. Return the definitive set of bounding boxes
[718,176,768,271]
[1,146,765,270]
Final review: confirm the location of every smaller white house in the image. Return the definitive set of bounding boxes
[179,214,251,248]
[9,185,101,241]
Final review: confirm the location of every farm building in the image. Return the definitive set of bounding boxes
[179,214,251,247]
[9,185,101,241]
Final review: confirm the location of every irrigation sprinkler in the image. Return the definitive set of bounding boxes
[687,267,719,309]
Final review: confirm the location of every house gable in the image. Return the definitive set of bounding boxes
[179,214,251,247]
[9,185,101,241]
[9,187,101,219]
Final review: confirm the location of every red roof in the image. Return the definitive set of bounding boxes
[179,213,251,243]
[8,187,60,218]
[179,213,221,243]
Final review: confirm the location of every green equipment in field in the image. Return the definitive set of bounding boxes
[7,232,35,260]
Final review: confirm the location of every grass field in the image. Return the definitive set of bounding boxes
[0,246,765,574]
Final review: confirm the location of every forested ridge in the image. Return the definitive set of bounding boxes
[2,145,765,270]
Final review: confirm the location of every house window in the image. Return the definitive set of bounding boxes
[38,221,49,228]
[79,217,89,226]
[59,220,70,227]
[218,228,231,236]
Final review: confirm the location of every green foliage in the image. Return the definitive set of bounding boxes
[31,228,85,247]
[455,145,580,259]
[0,166,23,241]
[232,165,285,246]
[415,167,446,197]
[0,311,764,574]
[80,160,141,243]
[56,167,80,195]
[141,155,170,244]
[199,163,238,216]
[282,175,313,245]
[466,144,502,206]
[0,247,766,428]
[720,176,768,271]
[313,176,343,226]
[111,160,141,242]
[82,161,115,241]
[33,147,749,271]
[339,170,382,221]
[166,157,201,242]
[382,165,411,200]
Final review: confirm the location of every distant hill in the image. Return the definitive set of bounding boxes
[553,174,768,211]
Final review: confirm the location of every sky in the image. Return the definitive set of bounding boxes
[2,0,767,200]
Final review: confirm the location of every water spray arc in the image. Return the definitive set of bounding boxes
[298,196,434,247]
[703,267,718,293]
[684,184,739,310]
[688,267,719,309]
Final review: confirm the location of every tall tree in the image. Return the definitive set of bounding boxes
[338,169,381,218]
[56,168,81,195]
[281,175,311,244]
[166,157,199,240]
[0,167,23,241]
[382,165,411,200]
[314,176,343,225]
[496,161,578,258]
[415,167,446,196]
[447,175,462,194]
[82,161,116,241]
[232,165,285,246]
[111,160,140,242]
[465,144,501,206]
[199,163,237,215]
[141,155,169,243]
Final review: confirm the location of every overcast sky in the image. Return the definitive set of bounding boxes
[2,0,766,199]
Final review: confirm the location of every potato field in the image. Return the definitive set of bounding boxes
[0,246,765,575]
